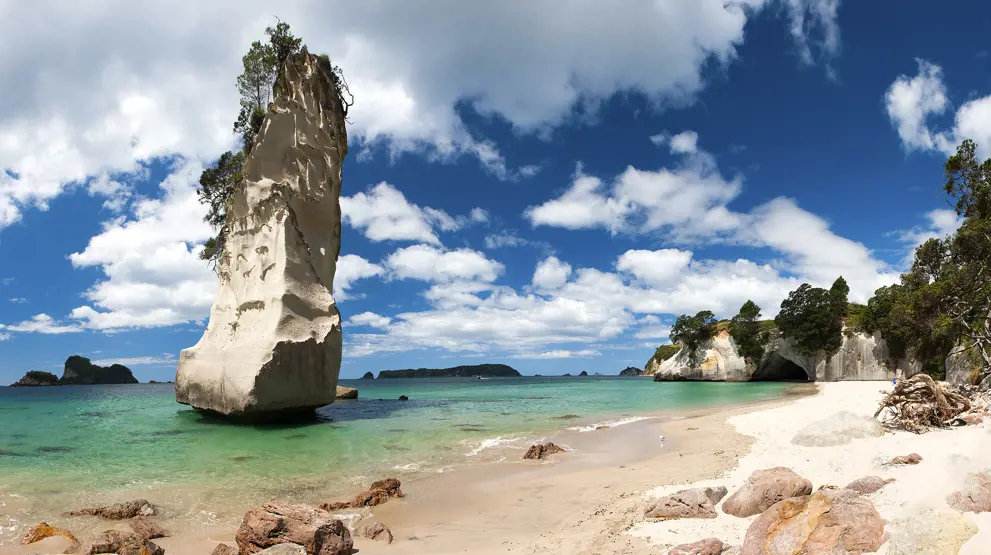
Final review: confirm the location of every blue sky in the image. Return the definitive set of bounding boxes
[1,0,988,383]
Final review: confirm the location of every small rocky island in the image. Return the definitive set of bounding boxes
[10,356,138,386]
[377,364,521,379]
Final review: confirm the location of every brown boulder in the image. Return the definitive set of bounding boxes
[522,442,564,460]
[741,489,885,555]
[722,467,813,518]
[67,530,164,555]
[211,544,239,555]
[668,537,726,554]
[357,521,394,544]
[644,486,728,520]
[845,476,895,495]
[947,471,991,512]
[20,522,77,546]
[320,478,404,511]
[236,500,352,555]
[69,499,156,519]
[887,453,923,465]
[129,516,168,540]
[335,386,358,400]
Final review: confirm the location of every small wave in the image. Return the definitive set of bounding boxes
[393,462,423,472]
[463,435,537,457]
[567,416,654,433]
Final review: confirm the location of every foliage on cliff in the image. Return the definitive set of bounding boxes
[731,300,769,363]
[670,311,717,367]
[861,139,991,382]
[377,364,521,378]
[775,277,849,358]
[196,20,351,267]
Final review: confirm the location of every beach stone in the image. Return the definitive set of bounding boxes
[357,521,394,543]
[236,500,352,555]
[644,486,728,520]
[68,530,164,555]
[888,453,923,465]
[523,442,564,460]
[211,544,239,555]
[947,471,991,512]
[722,467,813,518]
[129,517,168,540]
[668,537,726,554]
[845,476,895,495]
[20,522,77,545]
[320,478,404,511]
[257,544,307,555]
[335,386,358,400]
[69,499,156,519]
[741,489,885,555]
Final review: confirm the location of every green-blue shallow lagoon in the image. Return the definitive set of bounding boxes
[0,377,796,543]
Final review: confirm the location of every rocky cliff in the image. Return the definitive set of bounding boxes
[10,370,59,387]
[653,329,918,382]
[60,356,139,385]
[377,364,521,379]
[176,52,348,420]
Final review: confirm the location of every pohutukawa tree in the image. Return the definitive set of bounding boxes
[731,300,768,363]
[670,310,717,367]
[775,277,847,358]
[197,20,352,268]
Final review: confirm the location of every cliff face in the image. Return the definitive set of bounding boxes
[176,52,348,419]
[653,330,918,382]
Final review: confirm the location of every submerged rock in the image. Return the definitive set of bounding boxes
[644,486,728,520]
[67,530,164,555]
[722,467,813,518]
[69,499,155,520]
[20,522,77,545]
[176,51,349,421]
[236,500,352,555]
[129,516,168,540]
[357,521,394,544]
[741,488,885,555]
[321,478,404,511]
[335,386,357,400]
[10,371,60,387]
[523,442,564,460]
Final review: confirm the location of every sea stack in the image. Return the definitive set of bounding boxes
[175,51,348,421]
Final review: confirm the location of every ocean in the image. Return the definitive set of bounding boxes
[0,377,795,545]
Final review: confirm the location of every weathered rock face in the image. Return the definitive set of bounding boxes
[10,370,60,387]
[945,343,983,385]
[335,386,357,400]
[176,52,348,420]
[654,331,750,382]
[669,537,727,555]
[845,476,895,495]
[236,500,352,555]
[619,366,644,376]
[947,471,991,512]
[321,478,404,511]
[654,329,921,382]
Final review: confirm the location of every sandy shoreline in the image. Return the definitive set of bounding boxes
[18,381,991,554]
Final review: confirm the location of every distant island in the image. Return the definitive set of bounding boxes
[377,364,521,379]
[10,356,138,387]
[619,366,644,377]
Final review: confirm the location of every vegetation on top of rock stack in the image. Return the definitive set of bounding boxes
[377,364,521,379]
[10,370,59,387]
[197,19,352,267]
[774,277,849,358]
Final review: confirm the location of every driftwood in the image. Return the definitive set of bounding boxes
[874,374,971,433]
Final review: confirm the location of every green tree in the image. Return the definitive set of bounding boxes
[731,300,767,363]
[775,282,844,357]
[196,150,245,264]
[670,311,717,367]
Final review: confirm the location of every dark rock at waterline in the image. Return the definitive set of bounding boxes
[236,500,352,555]
[523,442,564,460]
[10,370,59,387]
[321,478,404,511]
[578,371,589,377]
[360,371,375,380]
[619,366,644,377]
[357,521,394,544]
[335,386,358,400]
[71,529,164,555]
[398,395,409,401]
[69,499,156,519]
[130,516,169,540]
[377,364,521,379]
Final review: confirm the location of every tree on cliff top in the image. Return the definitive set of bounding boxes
[731,300,768,363]
[197,20,304,267]
[670,311,717,367]
[775,278,846,358]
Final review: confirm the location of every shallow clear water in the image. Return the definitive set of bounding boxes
[0,377,793,542]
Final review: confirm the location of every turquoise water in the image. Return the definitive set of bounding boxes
[0,377,793,542]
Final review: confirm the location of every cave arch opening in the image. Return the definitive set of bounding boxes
[751,353,812,382]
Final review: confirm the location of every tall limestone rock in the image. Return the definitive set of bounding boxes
[176,52,348,420]
[653,330,750,381]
